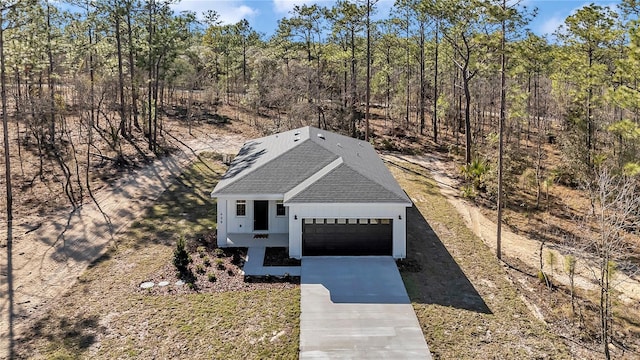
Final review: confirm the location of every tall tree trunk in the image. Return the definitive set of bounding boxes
[1,7,15,358]
[365,0,370,141]
[147,0,154,151]
[46,1,55,145]
[350,27,357,137]
[419,22,425,135]
[126,7,139,130]
[433,22,439,143]
[463,71,472,164]
[116,10,127,138]
[496,0,506,260]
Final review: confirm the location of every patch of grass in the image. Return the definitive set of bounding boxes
[18,153,301,359]
[389,161,570,359]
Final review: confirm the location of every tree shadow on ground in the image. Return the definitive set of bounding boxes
[17,314,104,358]
[403,206,491,314]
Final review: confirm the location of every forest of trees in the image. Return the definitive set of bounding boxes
[1,0,640,358]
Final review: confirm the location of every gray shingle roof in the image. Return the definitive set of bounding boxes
[211,126,411,205]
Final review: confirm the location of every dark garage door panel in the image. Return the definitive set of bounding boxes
[302,221,393,256]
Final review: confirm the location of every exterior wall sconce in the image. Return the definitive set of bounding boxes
[294,215,298,220]
[398,215,402,220]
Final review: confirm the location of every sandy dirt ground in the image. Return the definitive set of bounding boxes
[383,152,640,307]
[0,129,246,358]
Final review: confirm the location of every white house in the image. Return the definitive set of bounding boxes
[211,126,412,259]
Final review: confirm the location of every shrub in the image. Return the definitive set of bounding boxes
[203,256,211,267]
[461,185,476,199]
[207,273,217,282]
[173,237,192,275]
[215,258,225,270]
[460,157,489,192]
[214,248,225,258]
[195,264,205,274]
[197,246,207,258]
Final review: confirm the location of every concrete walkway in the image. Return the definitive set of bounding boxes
[300,257,431,359]
[243,247,301,276]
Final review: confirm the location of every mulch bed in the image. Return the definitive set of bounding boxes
[263,247,301,267]
[138,235,298,295]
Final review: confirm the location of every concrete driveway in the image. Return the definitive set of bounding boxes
[300,257,432,359]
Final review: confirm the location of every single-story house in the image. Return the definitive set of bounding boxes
[211,126,412,259]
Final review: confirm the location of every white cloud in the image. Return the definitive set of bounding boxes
[172,0,259,24]
[272,0,321,14]
[540,16,563,35]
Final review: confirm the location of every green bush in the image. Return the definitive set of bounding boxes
[215,258,225,270]
[197,246,207,258]
[460,157,489,192]
[214,248,225,258]
[173,237,192,275]
[207,273,217,282]
[203,256,211,267]
[195,264,205,274]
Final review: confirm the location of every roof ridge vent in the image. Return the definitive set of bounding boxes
[294,131,301,135]
[317,133,325,140]
[337,142,342,148]
[294,135,301,142]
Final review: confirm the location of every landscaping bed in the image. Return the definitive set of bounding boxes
[140,235,298,294]
[263,247,301,267]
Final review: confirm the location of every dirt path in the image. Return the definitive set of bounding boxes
[0,130,245,357]
[383,152,640,306]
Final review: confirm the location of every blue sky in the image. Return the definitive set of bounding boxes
[171,0,623,38]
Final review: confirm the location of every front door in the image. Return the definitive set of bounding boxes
[254,200,268,231]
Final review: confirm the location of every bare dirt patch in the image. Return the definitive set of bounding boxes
[14,151,300,359]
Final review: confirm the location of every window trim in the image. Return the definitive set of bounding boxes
[236,200,246,217]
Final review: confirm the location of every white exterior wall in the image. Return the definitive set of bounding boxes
[217,197,289,243]
[287,203,408,259]
[216,199,228,247]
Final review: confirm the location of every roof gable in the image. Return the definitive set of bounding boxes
[212,126,411,205]
[285,164,408,203]
[214,139,338,194]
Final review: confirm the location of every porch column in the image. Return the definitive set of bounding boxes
[217,199,228,247]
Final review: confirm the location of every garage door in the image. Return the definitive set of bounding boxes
[302,218,393,256]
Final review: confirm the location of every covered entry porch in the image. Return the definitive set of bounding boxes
[223,232,289,247]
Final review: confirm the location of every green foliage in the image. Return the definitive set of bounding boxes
[197,246,207,258]
[608,119,640,141]
[214,248,225,258]
[546,251,556,274]
[461,184,476,199]
[195,264,205,275]
[623,162,640,176]
[537,270,552,288]
[215,258,225,270]
[173,236,192,276]
[460,157,489,191]
[207,273,217,282]
[203,256,211,267]
[564,255,576,275]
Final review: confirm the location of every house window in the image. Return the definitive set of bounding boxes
[236,200,246,217]
[276,201,286,216]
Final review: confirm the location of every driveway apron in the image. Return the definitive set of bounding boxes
[300,256,432,359]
